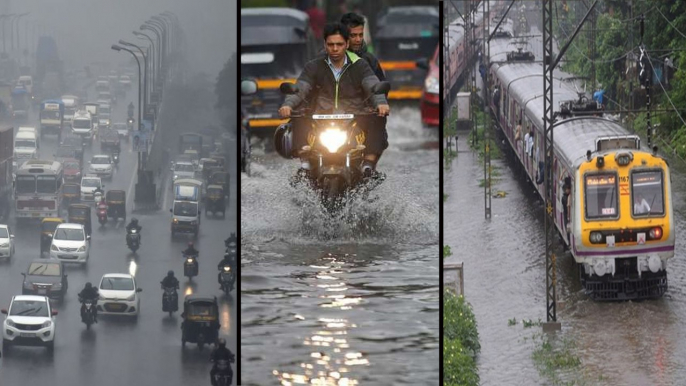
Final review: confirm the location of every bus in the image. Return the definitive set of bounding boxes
[179,133,203,155]
[14,159,63,218]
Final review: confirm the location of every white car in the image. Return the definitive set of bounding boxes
[0,224,14,259]
[2,295,57,350]
[172,161,196,181]
[80,175,103,201]
[89,154,114,179]
[50,223,90,264]
[97,273,142,317]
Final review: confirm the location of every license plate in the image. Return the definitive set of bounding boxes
[32,213,40,217]
[37,289,47,295]
[110,303,125,310]
[20,333,34,338]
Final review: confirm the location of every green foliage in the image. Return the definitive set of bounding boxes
[444,291,480,386]
[532,334,582,384]
[241,0,288,7]
[443,245,452,258]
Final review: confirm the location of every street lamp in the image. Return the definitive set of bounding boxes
[111,44,143,173]
[119,40,147,117]
[151,16,170,51]
[133,31,156,101]
[144,20,166,74]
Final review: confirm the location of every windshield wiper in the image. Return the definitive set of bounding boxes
[29,265,46,275]
[14,307,37,316]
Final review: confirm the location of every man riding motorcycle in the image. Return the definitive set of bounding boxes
[340,12,389,171]
[217,251,236,290]
[278,22,390,179]
[210,338,235,386]
[78,282,100,323]
[126,218,142,234]
[127,102,134,119]
[161,270,180,289]
[225,233,237,250]
[183,241,199,258]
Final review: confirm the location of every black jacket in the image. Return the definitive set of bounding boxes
[283,51,388,113]
[354,41,385,83]
[211,347,235,363]
[161,276,179,288]
[78,287,99,301]
[126,223,141,233]
[218,255,236,270]
[183,247,199,257]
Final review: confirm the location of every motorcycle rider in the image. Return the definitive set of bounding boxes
[161,270,180,289]
[217,250,236,290]
[183,241,199,257]
[96,196,108,218]
[278,22,390,179]
[209,338,235,386]
[225,233,237,250]
[127,102,134,119]
[78,282,100,323]
[340,12,388,175]
[126,217,142,233]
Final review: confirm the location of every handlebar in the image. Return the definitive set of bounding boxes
[288,110,385,118]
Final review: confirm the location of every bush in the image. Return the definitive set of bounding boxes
[443,290,480,385]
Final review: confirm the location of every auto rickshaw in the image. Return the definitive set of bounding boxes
[209,171,230,199]
[105,189,126,221]
[205,185,225,218]
[209,155,226,171]
[181,295,219,350]
[68,204,92,236]
[40,218,64,254]
[62,183,81,205]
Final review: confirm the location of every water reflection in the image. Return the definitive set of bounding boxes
[274,254,368,385]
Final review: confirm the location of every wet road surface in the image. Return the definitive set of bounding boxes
[241,105,440,385]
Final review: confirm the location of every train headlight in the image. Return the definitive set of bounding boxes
[648,227,663,240]
[589,231,603,244]
[615,152,633,166]
[594,261,607,277]
[648,255,661,273]
[320,128,346,153]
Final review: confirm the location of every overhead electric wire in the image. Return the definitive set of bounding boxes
[655,6,686,40]
[644,48,686,130]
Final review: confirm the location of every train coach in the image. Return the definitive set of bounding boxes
[485,29,675,301]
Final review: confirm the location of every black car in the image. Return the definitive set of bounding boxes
[60,135,85,161]
[21,260,68,299]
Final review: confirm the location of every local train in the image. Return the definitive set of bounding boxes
[485,18,675,301]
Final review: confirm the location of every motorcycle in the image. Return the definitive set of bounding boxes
[183,253,199,279]
[96,204,108,225]
[126,228,140,252]
[80,297,96,330]
[161,285,178,317]
[213,359,233,386]
[112,151,120,165]
[219,265,234,295]
[127,117,134,133]
[277,81,390,212]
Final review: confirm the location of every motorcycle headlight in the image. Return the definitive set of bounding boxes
[319,128,347,153]
[174,175,178,180]
[131,229,137,234]
[50,244,59,252]
[425,76,439,94]
[186,258,194,263]
[223,266,231,272]
[77,245,86,252]
[41,320,52,328]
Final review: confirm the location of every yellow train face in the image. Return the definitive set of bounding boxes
[574,149,674,264]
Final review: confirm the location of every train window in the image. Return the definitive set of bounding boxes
[631,170,664,216]
[584,173,618,219]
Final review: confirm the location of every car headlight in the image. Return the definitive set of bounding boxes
[77,245,86,252]
[319,128,347,153]
[126,294,136,301]
[190,220,197,225]
[6,320,16,328]
[174,175,178,180]
[223,266,231,272]
[52,282,62,290]
[0,242,8,248]
[41,320,52,328]
[589,231,603,244]
[425,76,439,94]
[51,244,59,252]
[173,218,178,224]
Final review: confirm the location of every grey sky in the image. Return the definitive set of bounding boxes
[6,0,236,78]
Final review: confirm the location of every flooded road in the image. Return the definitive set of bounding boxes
[444,132,686,385]
[241,106,440,385]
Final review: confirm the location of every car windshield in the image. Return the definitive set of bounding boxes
[15,140,35,148]
[100,277,134,291]
[81,179,100,187]
[54,228,84,241]
[632,171,665,216]
[9,300,49,317]
[174,202,198,216]
[56,148,76,158]
[37,176,57,193]
[28,263,60,276]
[73,119,91,129]
[65,162,79,170]
[113,123,127,131]
[91,157,110,165]
[175,164,194,172]
[0,228,8,238]
[100,107,111,115]
[585,174,618,219]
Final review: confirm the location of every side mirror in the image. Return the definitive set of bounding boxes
[416,58,429,70]
[86,235,91,240]
[51,310,58,316]
[279,82,299,95]
[169,208,173,213]
[10,234,14,238]
[240,79,258,96]
[198,211,201,216]
[371,81,391,95]
[137,288,142,292]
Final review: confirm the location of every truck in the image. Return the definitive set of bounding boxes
[40,100,64,137]
[10,86,29,121]
[0,126,13,220]
[170,178,203,238]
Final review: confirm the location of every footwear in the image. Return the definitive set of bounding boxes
[361,161,374,178]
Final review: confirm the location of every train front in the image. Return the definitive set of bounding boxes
[573,139,674,300]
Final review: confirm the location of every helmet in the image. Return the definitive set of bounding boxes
[85,282,92,289]
[131,218,138,225]
[167,270,174,277]
[217,338,226,347]
[187,241,194,248]
[274,123,293,159]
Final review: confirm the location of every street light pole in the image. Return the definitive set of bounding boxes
[133,31,156,106]
[140,24,162,98]
[119,40,147,118]
[144,21,166,81]
[111,44,143,173]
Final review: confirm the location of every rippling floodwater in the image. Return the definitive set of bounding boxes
[241,106,440,385]
[445,133,686,385]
